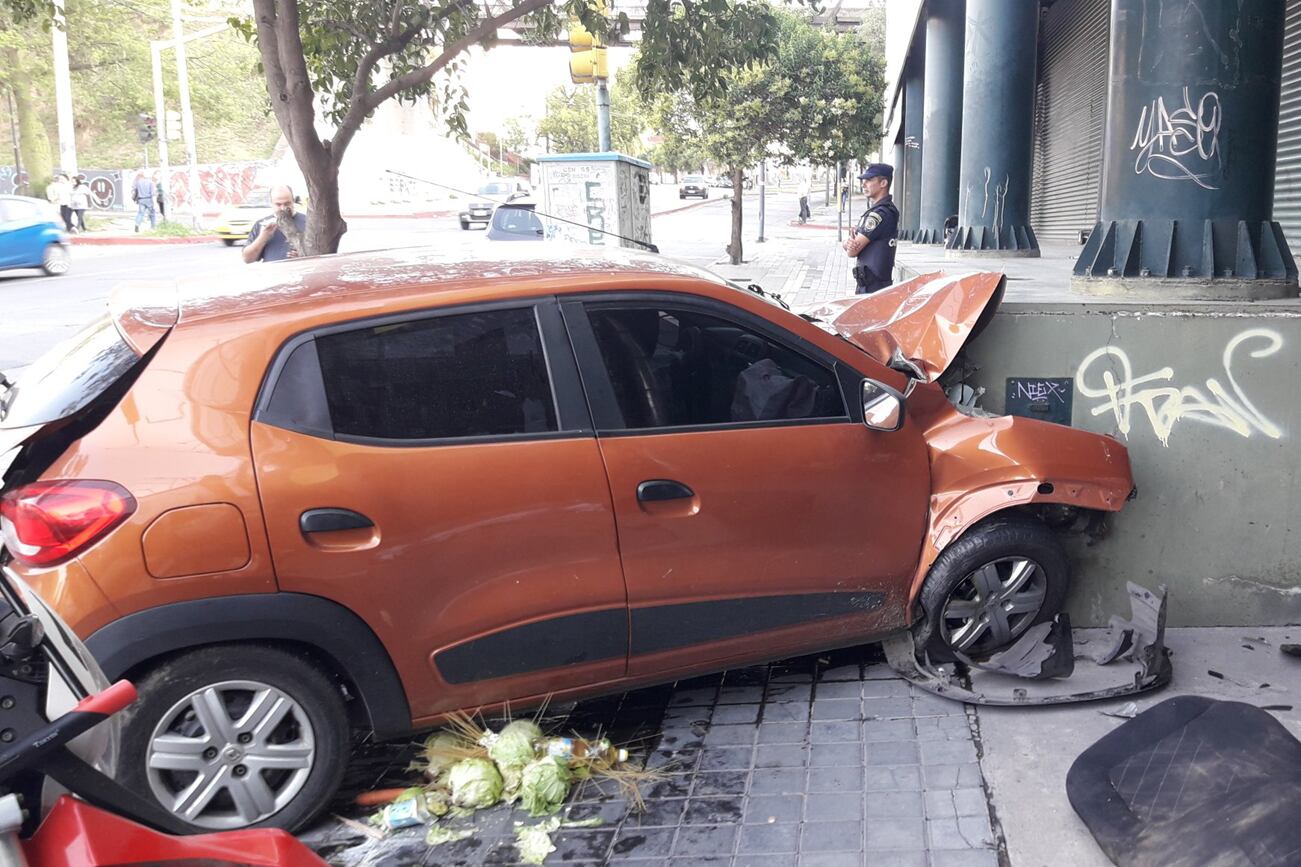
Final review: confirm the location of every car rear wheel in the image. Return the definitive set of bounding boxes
[460,219,470,230]
[41,244,69,276]
[915,514,1069,660]
[117,644,349,833]
[221,238,237,247]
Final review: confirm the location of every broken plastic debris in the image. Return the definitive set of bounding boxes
[373,796,428,830]
[1101,702,1138,719]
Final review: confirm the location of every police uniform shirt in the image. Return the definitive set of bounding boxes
[855,194,899,279]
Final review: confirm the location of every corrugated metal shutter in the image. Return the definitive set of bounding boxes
[1030,0,1109,243]
[1274,0,1301,251]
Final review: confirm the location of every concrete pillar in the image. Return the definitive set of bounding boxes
[947,0,1039,257]
[1074,0,1296,299]
[900,48,925,241]
[916,0,964,245]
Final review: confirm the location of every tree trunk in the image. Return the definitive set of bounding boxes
[727,166,744,265]
[303,159,347,256]
[6,53,53,198]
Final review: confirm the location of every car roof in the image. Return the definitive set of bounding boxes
[117,245,734,327]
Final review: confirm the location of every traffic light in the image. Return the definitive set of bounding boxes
[568,4,608,84]
[137,113,156,143]
[165,110,182,141]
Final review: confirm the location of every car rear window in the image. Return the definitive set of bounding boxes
[311,307,558,442]
[478,183,512,196]
[491,206,544,237]
[0,315,139,430]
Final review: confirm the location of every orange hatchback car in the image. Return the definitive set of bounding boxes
[0,248,1132,832]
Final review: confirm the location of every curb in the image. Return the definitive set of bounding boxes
[71,234,224,246]
[652,196,729,218]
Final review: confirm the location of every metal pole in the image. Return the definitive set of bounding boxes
[757,160,766,243]
[6,91,22,195]
[836,161,843,242]
[171,0,201,226]
[50,0,77,174]
[151,42,171,223]
[847,159,854,228]
[596,78,612,152]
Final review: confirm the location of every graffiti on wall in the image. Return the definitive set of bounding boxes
[126,163,268,210]
[1130,87,1222,190]
[0,166,29,196]
[1075,328,1283,446]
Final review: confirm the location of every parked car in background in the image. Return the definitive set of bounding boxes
[484,200,546,241]
[679,175,710,199]
[459,178,531,230]
[0,196,68,276]
[0,251,1132,835]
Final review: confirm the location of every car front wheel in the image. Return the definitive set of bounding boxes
[914,513,1069,660]
[117,645,349,833]
[41,244,69,276]
[221,238,237,247]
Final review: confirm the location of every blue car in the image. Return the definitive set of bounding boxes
[0,195,69,277]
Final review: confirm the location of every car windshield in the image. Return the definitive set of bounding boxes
[0,315,140,429]
[477,182,512,197]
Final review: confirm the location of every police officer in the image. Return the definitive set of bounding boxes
[843,163,899,294]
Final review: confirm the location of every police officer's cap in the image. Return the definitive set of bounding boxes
[858,163,894,182]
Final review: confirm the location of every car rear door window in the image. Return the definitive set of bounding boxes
[583,305,845,430]
[312,307,558,441]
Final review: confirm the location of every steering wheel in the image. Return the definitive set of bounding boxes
[608,320,669,427]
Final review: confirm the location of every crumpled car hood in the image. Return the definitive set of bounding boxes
[801,271,1006,382]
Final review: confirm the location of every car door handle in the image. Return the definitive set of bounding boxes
[637,480,695,503]
[299,508,374,534]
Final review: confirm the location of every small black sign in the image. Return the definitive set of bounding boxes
[1005,377,1073,427]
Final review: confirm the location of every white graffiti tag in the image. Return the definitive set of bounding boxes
[1075,329,1283,447]
[1013,380,1069,404]
[1130,88,1222,190]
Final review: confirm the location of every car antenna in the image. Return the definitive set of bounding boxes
[385,169,659,254]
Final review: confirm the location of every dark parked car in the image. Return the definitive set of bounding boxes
[459,179,530,230]
[0,196,68,276]
[679,175,710,199]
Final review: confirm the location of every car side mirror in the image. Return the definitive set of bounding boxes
[862,379,905,432]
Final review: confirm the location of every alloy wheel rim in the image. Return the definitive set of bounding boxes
[145,679,316,830]
[44,249,68,274]
[939,556,1048,656]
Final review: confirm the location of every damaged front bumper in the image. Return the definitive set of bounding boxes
[884,583,1173,706]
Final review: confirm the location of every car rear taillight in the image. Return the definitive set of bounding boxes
[0,481,135,567]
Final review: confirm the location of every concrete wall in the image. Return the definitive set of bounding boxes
[961,301,1301,627]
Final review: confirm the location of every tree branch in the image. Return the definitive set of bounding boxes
[331,0,552,163]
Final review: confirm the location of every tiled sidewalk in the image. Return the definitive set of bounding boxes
[303,647,1003,866]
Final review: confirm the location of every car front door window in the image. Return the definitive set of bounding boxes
[584,305,846,430]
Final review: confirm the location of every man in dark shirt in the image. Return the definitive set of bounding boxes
[242,185,307,263]
[842,163,899,295]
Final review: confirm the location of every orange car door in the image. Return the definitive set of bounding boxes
[562,293,931,679]
[249,299,628,723]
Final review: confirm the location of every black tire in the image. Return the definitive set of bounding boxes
[117,644,349,833]
[914,513,1069,660]
[460,219,470,230]
[41,244,69,276]
[221,238,237,247]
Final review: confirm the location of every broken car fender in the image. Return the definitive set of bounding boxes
[904,398,1135,609]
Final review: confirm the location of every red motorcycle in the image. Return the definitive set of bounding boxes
[0,569,324,866]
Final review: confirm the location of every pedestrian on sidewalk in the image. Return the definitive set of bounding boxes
[154,173,167,221]
[132,171,157,232]
[69,175,90,233]
[842,163,899,295]
[243,185,307,263]
[46,173,72,232]
[798,170,812,224]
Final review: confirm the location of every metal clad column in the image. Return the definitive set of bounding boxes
[948,0,1040,257]
[1074,0,1297,298]
[901,48,926,240]
[1274,0,1301,251]
[917,0,964,245]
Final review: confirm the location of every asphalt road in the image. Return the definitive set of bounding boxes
[0,188,805,374]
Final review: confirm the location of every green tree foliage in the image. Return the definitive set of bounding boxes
[645,11,884,264]
[1,0,276,180]
[536,75,646,157]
